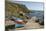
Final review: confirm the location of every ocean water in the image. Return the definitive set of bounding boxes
[25,10,44,21]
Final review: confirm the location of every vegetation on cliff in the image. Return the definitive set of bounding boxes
[5,1,31,19]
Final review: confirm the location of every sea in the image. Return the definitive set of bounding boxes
[25,10,44,21]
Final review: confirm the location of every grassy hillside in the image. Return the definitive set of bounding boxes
[5,1,31,19]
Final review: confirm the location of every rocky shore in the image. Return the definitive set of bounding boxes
[5,16,44,30]
[16,16,44,30]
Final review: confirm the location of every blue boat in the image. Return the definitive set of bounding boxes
[15,18,24,28]
[11,16,25,28]
[15,24,24,28]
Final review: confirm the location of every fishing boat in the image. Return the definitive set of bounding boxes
[10,16,27,28]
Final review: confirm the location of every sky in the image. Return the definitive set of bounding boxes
[8,0,44,11]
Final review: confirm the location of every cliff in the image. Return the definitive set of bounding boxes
[5,1,31,19]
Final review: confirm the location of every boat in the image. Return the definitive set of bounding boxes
[10,16,27,28]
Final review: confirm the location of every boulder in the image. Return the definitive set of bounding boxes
[39,21,44,25]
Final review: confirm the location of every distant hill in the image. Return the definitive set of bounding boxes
[5,1,31,19]
[31,10,44,13]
